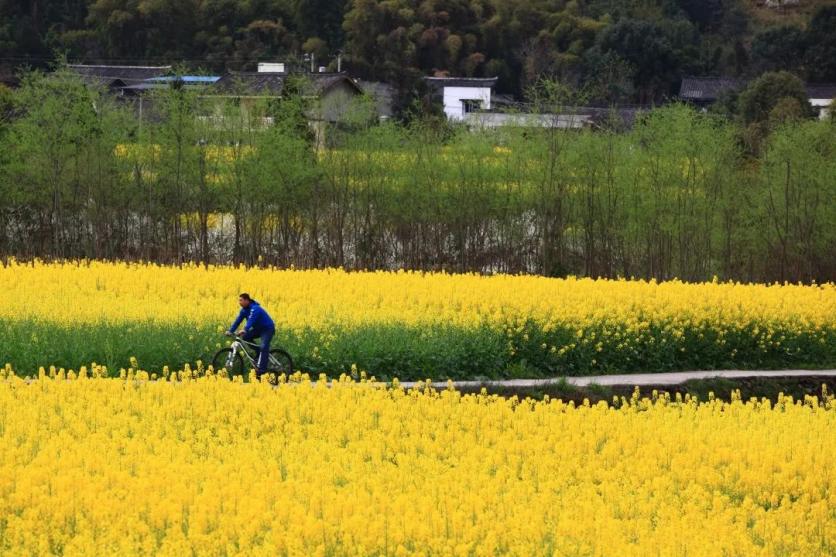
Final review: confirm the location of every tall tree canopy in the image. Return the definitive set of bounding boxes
[1,0,835,104]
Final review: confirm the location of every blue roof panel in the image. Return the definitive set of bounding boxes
[145,76,220,83]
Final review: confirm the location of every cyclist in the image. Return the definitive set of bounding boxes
[226,293,275,376]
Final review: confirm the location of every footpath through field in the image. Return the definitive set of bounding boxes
[398,369,836,389]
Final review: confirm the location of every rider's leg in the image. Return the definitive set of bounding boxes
[256,329,274,375]
[241,330,260,375]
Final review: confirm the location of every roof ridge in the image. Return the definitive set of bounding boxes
[425,76,498,80]
[68,64,172,69]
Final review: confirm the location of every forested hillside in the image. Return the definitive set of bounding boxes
[1,0,835,101]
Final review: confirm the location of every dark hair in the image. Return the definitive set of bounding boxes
[239,293,251,301]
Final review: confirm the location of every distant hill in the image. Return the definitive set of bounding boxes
[1,0,835,107]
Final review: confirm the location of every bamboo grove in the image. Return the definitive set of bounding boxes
[0,69,833,282]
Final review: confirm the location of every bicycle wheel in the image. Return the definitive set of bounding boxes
[212,348,245,377]
[268,349,294,375]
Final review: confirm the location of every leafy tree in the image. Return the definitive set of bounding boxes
[0,67,131,258]
[677,0,725,31]
[582,51,635,104]
[804,5,836,82]
[759,119,836,281]
[738,71,811,125]
[302,37,329,63]
[296,0,347,51]
[768,97,806,126]
[0,83,13,122]
[1,0,836,111]
[751,25,807,74]
[594,19,689,102]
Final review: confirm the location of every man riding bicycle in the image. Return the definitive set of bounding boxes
[226,293,275,376]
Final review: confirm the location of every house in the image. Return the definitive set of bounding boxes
[209,67,365,147]
[357,81,396,121]
[424,76,498,121]
[679,76,836,120]
[425,76,644,129]
[806,84,836,120]
[211,70,363,124]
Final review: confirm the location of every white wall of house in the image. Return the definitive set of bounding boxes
[465,112,593,129]
[810,98,833,120]
[442,86,492,121]
[257,62,285,73]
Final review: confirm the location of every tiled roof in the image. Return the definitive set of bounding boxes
[679,77,746,101]
[806,84,836,99]
[212,72,361,97]
[681,76,836,102]
[68,64,172,86]
[425,76,498,88]
[213,73,286,95]
[311,74,362,95]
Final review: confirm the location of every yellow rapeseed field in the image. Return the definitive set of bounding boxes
[0,371,833,556]
[2,260,833,331]
[2,259,833,376]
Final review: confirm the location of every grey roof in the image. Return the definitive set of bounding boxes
[425,76,498,88]
[311,74,363,95]
[681,76,836,103]
[679,77,746,101]
[68,64,172,87]
[212,72,361,97]
[586,106,647,128]
[213,72,286,95]
[806,84,836,99]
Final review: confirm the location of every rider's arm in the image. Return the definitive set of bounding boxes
[244,306,260,332]
[229,307,248,333]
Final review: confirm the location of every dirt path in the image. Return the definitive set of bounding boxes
[399,369,836,389]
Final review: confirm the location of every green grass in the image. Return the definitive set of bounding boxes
[2,319,833,381]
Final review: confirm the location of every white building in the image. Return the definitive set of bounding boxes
[466,112,594,129]
[257,62,286,73]
[425,77,497,121]
[424,76,638,129]
[807,85,836,120]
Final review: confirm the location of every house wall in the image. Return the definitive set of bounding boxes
[442,86,492,121]
[465,112,592,129]
[319,81,362,123]
[810,98,833,120]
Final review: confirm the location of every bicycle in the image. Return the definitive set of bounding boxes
[211,334,294,380]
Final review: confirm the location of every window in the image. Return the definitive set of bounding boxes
[463,99,482,113]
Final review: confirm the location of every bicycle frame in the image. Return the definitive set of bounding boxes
[226,338,282,371]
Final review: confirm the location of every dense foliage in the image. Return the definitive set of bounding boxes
[1,70,833,282]
[1,261,833,378]
[1,1,836,102]
[0,373,834,555]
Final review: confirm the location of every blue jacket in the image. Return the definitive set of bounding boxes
[229,301,275,335]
